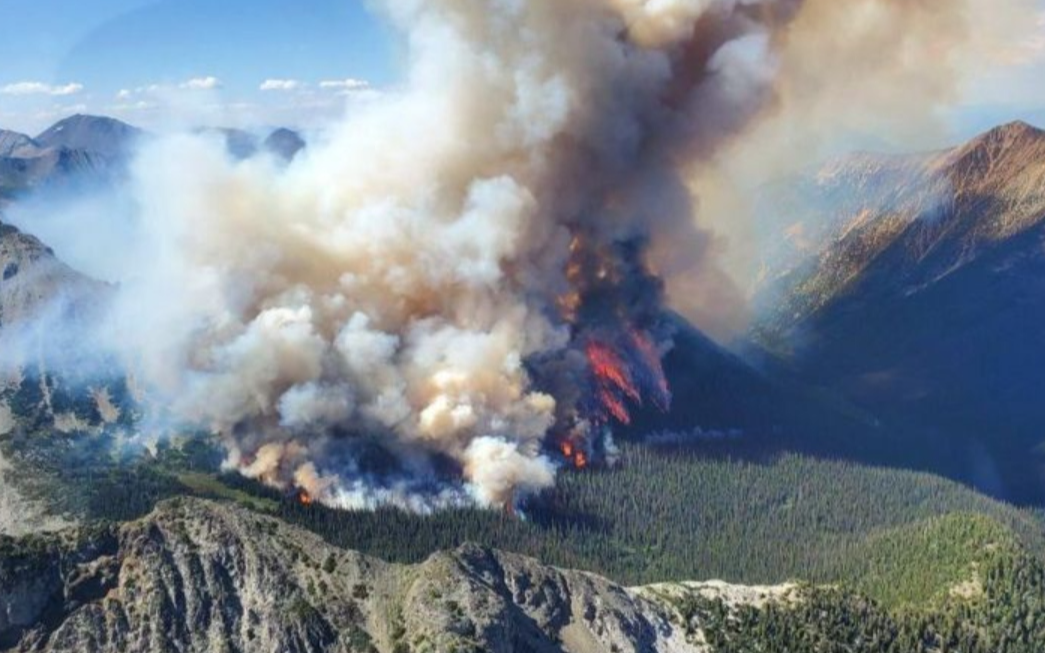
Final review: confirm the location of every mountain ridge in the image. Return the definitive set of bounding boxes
[5,496,1045,653]
[1,497,699,653]
[34,115,142,160]
[752,119,1045,503]
[0,114,307,200]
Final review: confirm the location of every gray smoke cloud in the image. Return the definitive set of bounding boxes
[4,0,1032,510]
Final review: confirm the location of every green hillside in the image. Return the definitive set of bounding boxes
[9,433,1045,652]
[659,513,1045,652]
[266,445,1045,587]
[25,437,1042,588]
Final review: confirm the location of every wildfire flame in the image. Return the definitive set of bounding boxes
[553,331,672,469]
[587,341,642,403]
[554,230,672,470]
[574,450,588,469]
[298,490,314,506]
[559,440,589,469]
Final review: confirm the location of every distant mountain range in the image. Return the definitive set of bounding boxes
[753,121,1045,504]
[0,115,305,201]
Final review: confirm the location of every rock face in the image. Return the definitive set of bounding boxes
[0,217,114,439]
[2,498,703,653]
[756,121,1045,329]
[0,449,74,537]
[752,121,1045,503]
[0,220,98,330]
[0,148,109,196]
[0,132,38,159]
[0,525,118,650]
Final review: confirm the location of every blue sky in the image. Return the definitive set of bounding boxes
[0,0,398,133]
[1,0,1045,139]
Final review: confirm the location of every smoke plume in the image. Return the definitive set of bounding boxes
[681,0,1041,298]
[6,0,1034,510]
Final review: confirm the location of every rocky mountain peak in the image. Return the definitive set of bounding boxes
[34,115,142,159]
[971,120,1044,145]
[0,131,38,158]
[941,120,1045,183]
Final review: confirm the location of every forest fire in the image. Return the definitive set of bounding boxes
[559,440,589,469]
[586,339,642,423]
[583,331,671,428]
[549,226,675,471]
[298,491,315,506]
[552,330,672,470]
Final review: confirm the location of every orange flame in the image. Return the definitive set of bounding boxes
[598,387,632,424]
[558,235,586,322]
[581,330,671,429]
[559,439,589,469]
[586,341,641,403]
[298,490,314,506]
[574,450,588,469]
[553,228,672,468]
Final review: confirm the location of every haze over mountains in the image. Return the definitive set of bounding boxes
[754,120,1045,504]
[5,115,1045,505]
[0,115,305,202]
[5,116,1045,651]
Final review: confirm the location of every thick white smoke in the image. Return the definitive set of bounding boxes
[9,0,1024,510]
[59,0,794,510]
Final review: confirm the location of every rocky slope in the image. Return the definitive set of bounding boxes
[0,216,120,478]
[0,220,99,330]
[0,449,72,537]
[1,498,716,653]
[0,218,108,536]
[756,121,1045,328]
[0,132,37,159]
[7,497,1042,653]
[752,121,1045,503]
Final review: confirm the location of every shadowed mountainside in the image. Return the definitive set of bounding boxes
[753,121,1045,504]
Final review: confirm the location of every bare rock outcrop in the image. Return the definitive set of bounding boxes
[4,498,707,653]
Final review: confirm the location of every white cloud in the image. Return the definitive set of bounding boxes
[1,81,84,96]
[319,78,370,93]
[109,100,157,112]
[49,83,84,96]
[180,76,222,91]
[3,82,53,95]
[260,79,303,92]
